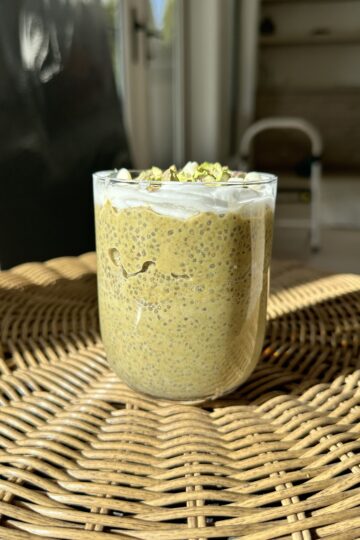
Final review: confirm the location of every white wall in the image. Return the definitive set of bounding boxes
[236,0,261,139]
[147,44,174,168]
[184,0,235,162]
[321,175,360,228]
[147,0,236,167]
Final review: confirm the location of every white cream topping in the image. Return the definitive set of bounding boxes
[94,168,275,220]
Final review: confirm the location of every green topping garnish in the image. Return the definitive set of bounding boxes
[138,166,163,181]
[163,165,178,181]
[138,162,232,183]
[195,162,231,182]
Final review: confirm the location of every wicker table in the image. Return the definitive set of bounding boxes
[0,253,359,540]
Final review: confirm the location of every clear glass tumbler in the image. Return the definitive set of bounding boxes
[93,171,277,401]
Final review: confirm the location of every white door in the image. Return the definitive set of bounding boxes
[106,0,234,168]
[116,0,185,168]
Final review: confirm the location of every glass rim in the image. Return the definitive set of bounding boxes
[93,170,278,187]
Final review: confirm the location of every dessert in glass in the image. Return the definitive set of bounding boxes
[93,163,277,401]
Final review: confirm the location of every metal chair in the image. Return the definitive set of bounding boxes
[239,117,323,251]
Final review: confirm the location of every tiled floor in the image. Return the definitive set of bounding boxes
[273,226,360,275]
[272,174,360,275]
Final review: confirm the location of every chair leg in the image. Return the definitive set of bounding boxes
[310,161,322,252]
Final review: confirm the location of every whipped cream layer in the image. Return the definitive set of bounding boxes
[93,170,276,220]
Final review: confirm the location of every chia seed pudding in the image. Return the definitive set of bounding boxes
[94,163,277,401]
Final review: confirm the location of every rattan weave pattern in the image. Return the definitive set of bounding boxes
[0,253,359,539]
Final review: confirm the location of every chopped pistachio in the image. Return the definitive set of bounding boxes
[130,162,239,183]
[139,166,163,181]
[161,165,177,181]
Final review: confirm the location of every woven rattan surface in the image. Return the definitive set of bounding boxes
[0,253,359,539]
